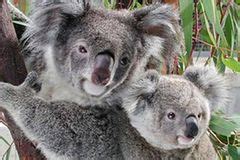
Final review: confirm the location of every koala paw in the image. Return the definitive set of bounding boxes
[0,82,16,106]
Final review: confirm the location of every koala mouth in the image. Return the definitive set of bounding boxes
[177,135,195,145]
[82,80,107,96]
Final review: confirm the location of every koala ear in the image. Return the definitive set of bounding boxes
[133,4,184,72]
[22,0,89,51]
[183,66,230,110]
[131,70,159,94]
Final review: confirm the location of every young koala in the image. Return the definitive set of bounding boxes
[0,66,227,160]
[121,66,229,159]
[21,0,183,105]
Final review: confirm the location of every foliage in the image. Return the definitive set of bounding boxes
[0,135,14,160]
[179,0,240,73]
[179,0,240,159]
[4,0,240,160]
[209,112,240,159]
[8,0,31,15]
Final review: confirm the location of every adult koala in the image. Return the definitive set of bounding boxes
[21,0,183,105]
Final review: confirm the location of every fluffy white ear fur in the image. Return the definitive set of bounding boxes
[131,70,159,94]
[184,65,230,110]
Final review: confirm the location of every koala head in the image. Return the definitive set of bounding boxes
[22,0,183,99]
[124,66,229,151]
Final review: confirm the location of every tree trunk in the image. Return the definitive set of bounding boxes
[0,0,46,159]
[163,0,179,8]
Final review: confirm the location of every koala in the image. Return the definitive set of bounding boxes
[21,0,183,105]
[0,66,227,160]
[120,66,229,159]
[0,72,163,160]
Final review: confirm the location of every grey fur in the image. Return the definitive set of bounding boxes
[120,66,229,159]
[21,1,183,104]
[0,66,225,159]
[184,65,230,110]
[0,72,163,160]
[1,1,189,159]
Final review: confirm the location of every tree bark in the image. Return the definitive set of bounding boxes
[0,0,45,159]
[163,0,179,8]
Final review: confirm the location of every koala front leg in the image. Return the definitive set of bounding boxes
[0,72,49,136]
[0,72,38,111]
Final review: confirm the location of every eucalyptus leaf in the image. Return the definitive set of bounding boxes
[0,136,11,146]
[129,0,137,10]
[229,115,240,130]
[199,1,217,46]
[235,0,240,5]
[5,146,12,160]
[216,53,226,73]
[103,0,111,9]
[200,29,214,45]
[221,55,240,72]
[136,2,142,9]
[228,145,240,160]
[201,0,229,47]
[210,114,239,137]
[201,0,217,38]
[179,0,194,56]
[224,12,235,54]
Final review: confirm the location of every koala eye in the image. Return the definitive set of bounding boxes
[198,113,202,119]
[167,112,176,120]
[120,56,130,66]
[78,45,87,54]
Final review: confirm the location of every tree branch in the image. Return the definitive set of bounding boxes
[0,0,45,159]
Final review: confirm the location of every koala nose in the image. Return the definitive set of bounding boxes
[91,51,113,86]
[185,115,199,138]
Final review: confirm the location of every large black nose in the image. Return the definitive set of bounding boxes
[91,51,113,86]
[185,115,199,138]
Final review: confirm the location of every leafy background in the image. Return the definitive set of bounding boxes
[1,0,240,159]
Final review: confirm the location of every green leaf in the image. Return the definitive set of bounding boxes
[221,55,240,72]
[179,0,194,56]
[224,12,235,54]
[228,145,240,160]
[210,114,239,137]
[199,1,217,46]
[129,0,137,10]
[201,0,217,38]
[136,2,142,9]
[216,53,226,73]
[229,115,240,130]
[0,136,10,146]
[235,0,240,5]
[5,145,12,160]
[232,5,240,52]
[201,0,229,47]
[110,0,117,9]
[103,0,110,9]
[200,29,214,45]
